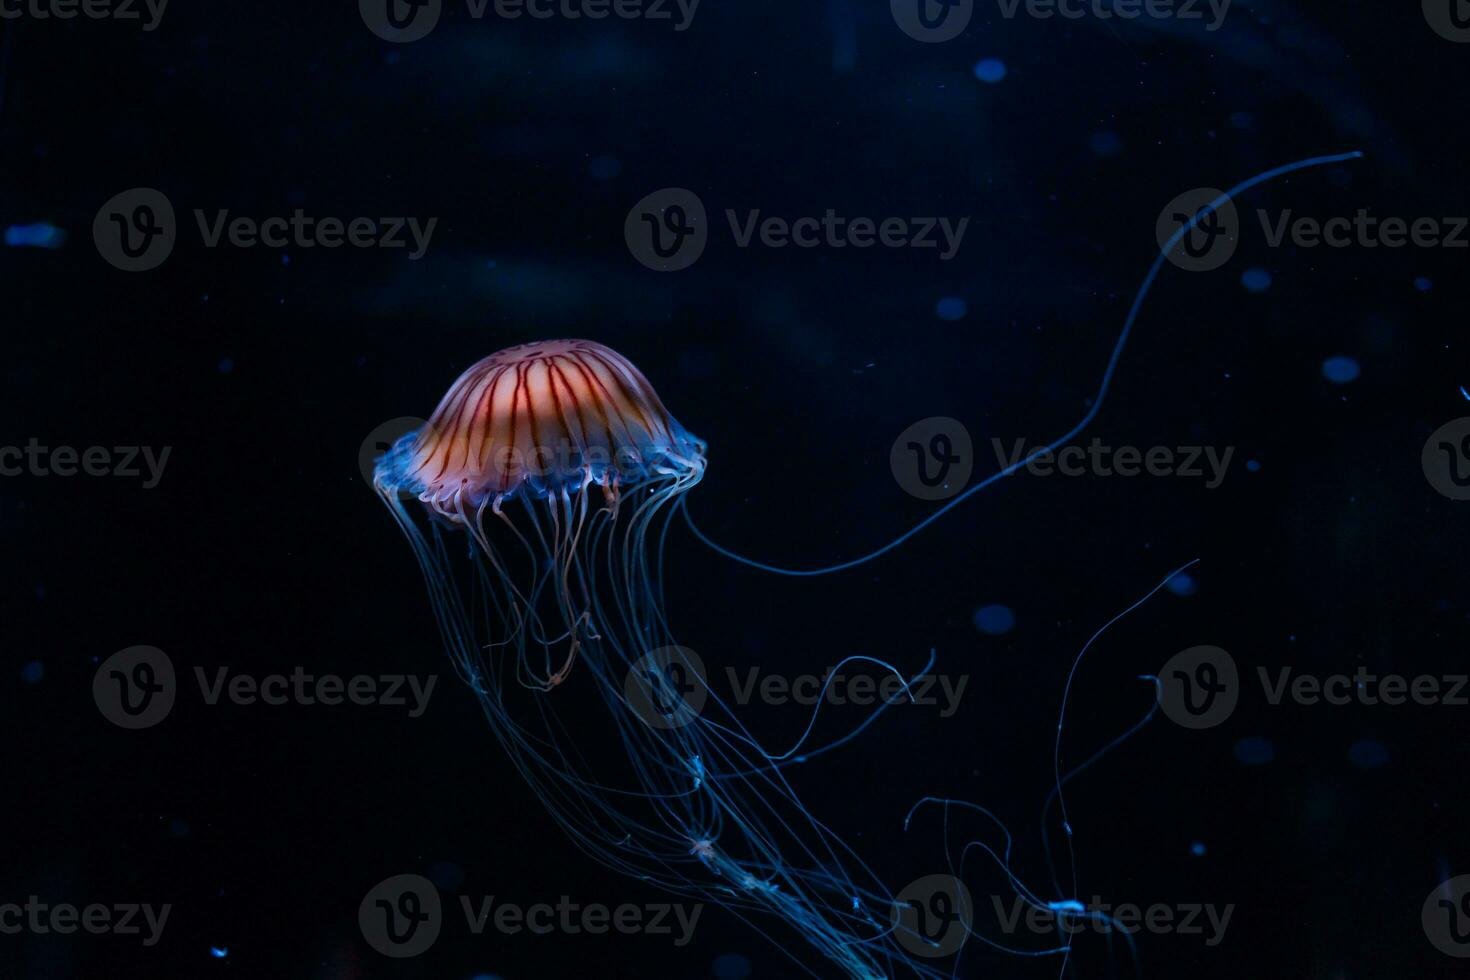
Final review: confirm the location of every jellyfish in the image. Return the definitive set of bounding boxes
[373,339,927,979]
[370,150,1363,979]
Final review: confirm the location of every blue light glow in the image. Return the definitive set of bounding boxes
[973,58,1007,83]
[972,604,1016,635]
[1241,267,1272,293]
[1348,739,1389,769]
[1165,572,1197,596]
[4,222,65,249]
[935,296,967,321]
[1321,355,1361,384]
[1234,736,1276,766]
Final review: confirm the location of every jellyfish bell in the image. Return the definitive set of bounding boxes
[375,338,706,516]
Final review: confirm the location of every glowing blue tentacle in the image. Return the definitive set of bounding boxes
[683,150,1366,577]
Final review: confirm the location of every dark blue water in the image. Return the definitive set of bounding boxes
[3,2,1469,977]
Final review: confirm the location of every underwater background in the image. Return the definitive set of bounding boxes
[4,0,1470,976]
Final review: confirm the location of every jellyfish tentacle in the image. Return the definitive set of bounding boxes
[683,150,1366,579]
[375,341,982,978]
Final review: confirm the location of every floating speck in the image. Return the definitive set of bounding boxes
[209,947,228,959]
[1088,131,1123,157]
[1321,355,1361,384]
[1246,459,1261,473]
[427,860,466,890]
[217,357,234,375]
[1229,111,1254,129]
[713,953,754,980]
[1414,276,1433,293]
[1165,571,1198,597]
[4,222,66,249]
[1190,841,1208,857]
[972,604,1016,636]
[589,156,623,180]
[1241,267,1272,293]
[21,661,44,684]
[972,58,1007,84]
[1348,739,1389,769]
[935,296,967,321]
[1233,736,1276,766]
